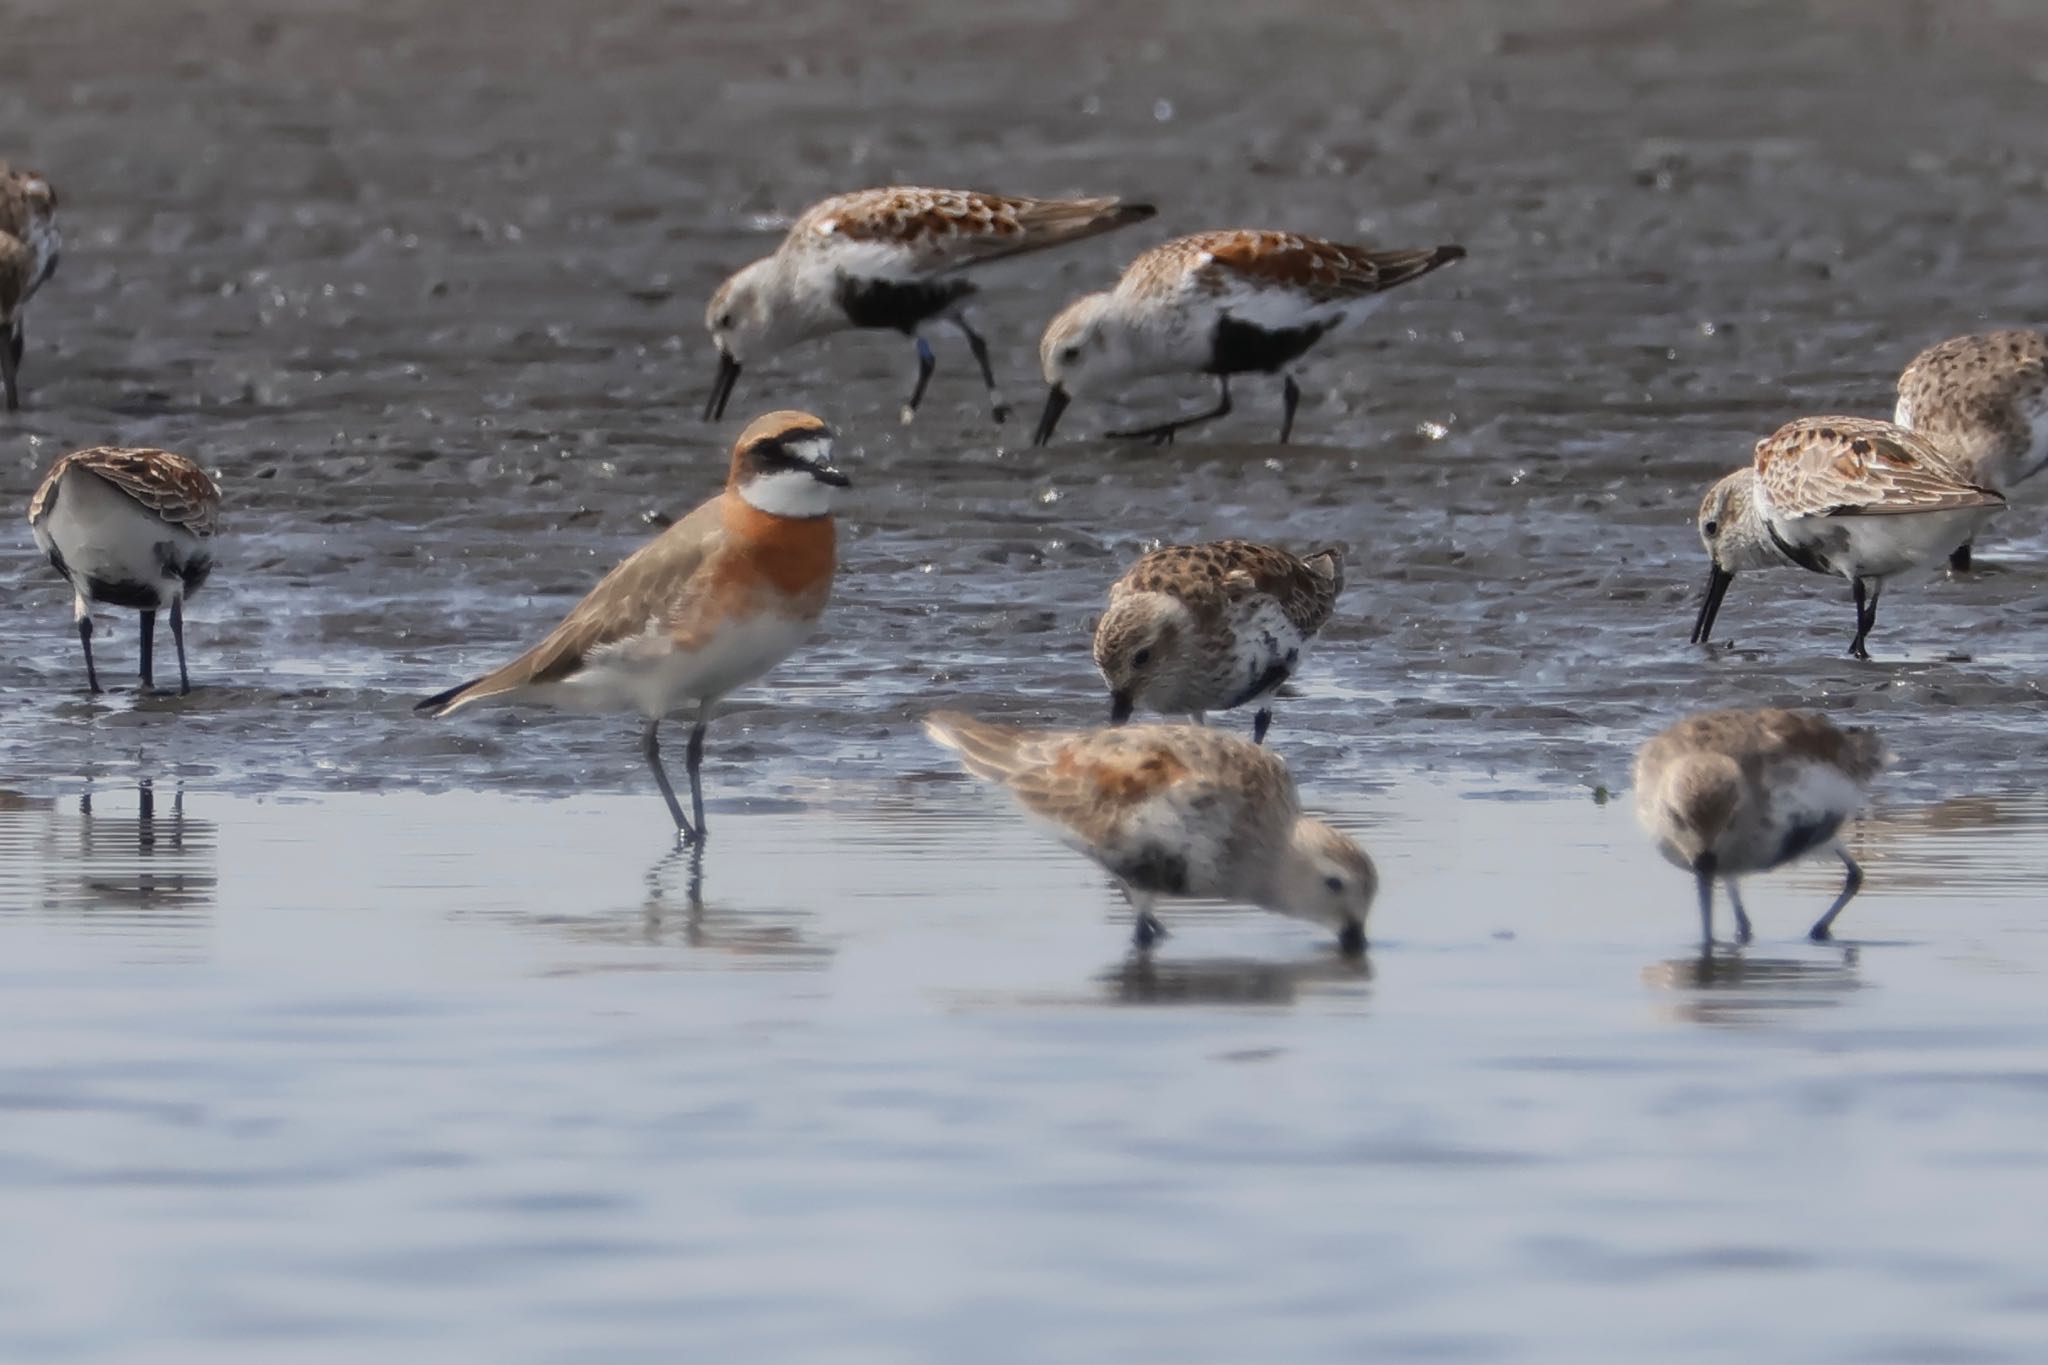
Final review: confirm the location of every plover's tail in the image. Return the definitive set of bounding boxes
[415,675,489,718]
[961,195,1158,269]
[923,710,1035,784]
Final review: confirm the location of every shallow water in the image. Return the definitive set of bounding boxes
[7,0,2048,1359]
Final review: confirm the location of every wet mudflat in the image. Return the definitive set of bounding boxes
[5,0,2048,1359]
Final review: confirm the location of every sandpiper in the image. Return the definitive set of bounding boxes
[923,712,1376,954]
[1634,707,1887,944]
[27,446,220,694]
[1690,416,2002,660]
[1032,228,1464,446]
[416,411,847,843]
[0,160,61,411]
[704,187,1155,426]
[1095,539,1343,744]
[1894,330,2048,570]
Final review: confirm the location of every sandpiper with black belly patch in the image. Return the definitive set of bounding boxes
[1893,330,2048,570]
[1095,539,1343,745]
[1691,416,2002,660]
[415,411,848,845]
[1034,229,1464,445]
[704,187,1155,427]
[28,446,220,694]
[1,160,61,412]
[1635,707,1887,945]
[924,712,1376,955]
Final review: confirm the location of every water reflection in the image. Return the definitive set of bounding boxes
[530,843,830,968]
[1643,946,1862,1027]
[0,781,215,917]
[1099,950,1373,1007]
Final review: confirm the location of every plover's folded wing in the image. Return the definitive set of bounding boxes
[1215,541,1345,634]
[31,447,221,536]
[1165,230,1464,307]
[1754,416,2004,519]
[793,187,1155,278]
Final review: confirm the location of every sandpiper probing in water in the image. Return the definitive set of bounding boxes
[1635,707,1887,944]
[1033,229,1463,446]
[704,187,1155,426]
[28,447,220,694]
[1094,539,1343,744]
[923,712,1376,955]
[0,160,61,411]
[1893,330,2048,570]
[1690,416,2002,660]
[416,411,847,844]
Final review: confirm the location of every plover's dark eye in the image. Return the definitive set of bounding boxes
[1325,876,1344,893]
[717,312,735,329]
[1059,346,1080,363]
[1132,648,1152,667]
[1703,519,1720,537]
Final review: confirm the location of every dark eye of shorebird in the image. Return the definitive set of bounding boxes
[1059,345,1080,363]
[1132,647,1152,667]
[1325,876,1344,893]
[718,312,735,329]
[1703,519,1719,538]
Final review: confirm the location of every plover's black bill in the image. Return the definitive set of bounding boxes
[1033,385,1071,447]
[1691,565,1735,644]
[1109,690,1134,724]
[704,352,742,422]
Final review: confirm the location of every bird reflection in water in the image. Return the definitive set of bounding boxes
[1101,949,1372,1007]
[632,843,830,965]
[1643,945,1861,1027]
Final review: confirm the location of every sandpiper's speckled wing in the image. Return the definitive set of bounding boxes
[923,713,1297,850]
[0,161,60,301]
[472,497,725,691]
[1126,230,1464,310]
[29,447,220,536]
[1895,331,2048,479]
[1638,707,1889,788]
[1118,540,1343,636]
[1753,417,2003,519]
[787,187,1154,279]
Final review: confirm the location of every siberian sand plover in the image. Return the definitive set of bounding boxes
[416,411,848,844]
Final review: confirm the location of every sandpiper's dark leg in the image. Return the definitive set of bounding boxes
[138,610,156,690]
[1809,849,1863,941]
[1132,906,1166,950]
[77,612,102,694]
[952,316,1009,424]
[1253,707,1273,745]
[170,598,191,694]
[7,319,21,369]
[1726,879,1753,943]
[684,705,711,841]
[1279,374,1302,444]
[1949,543,1973,573]
[901,335,937,424]
[642,718,697,844]
[1693,854,1717,945]
[1848,577,1880,661]
[1,322,19,411]
[1109,375,1233,445]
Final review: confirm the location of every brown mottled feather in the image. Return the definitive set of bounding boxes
[28,447,220,536]
[1115,539,1342,637]
[1127,230,1464,305]
[1753,416,2002,518]
[793,187,1155,275]
[1895,331,2048,481]
[1637,707,1888,789]
[923,712,1297,849]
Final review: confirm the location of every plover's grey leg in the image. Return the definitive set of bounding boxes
[1278,374,1302,444]
[684,701,713,841]
[643,718,697,845]
[1809,850,1863,942]
[951,314,1009,424]
[1110,376,1233,445]
[1726,879,1753,943]
[901,336,937,425]
[170,598,191,694]
[139,609,156,691]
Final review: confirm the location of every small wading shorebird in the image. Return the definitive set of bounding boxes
[1894,330,2048,571]
[1033,228,1464,446]
[28,447,219,694]
[1,160,61,411]
[923,712,1376,955]
[1691,416,2003,660]
[1095,539,1343,744]
[1634,707,1887,945]
[415,411,847,844]
[704,187,1156,426]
